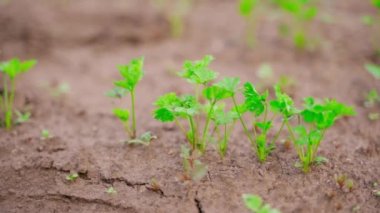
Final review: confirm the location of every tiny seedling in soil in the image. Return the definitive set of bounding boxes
[242,194,281,213]
[374,190,380,197]
[286,97,355,172]
[108,57,155,145]
[272,0,319,50]
[15,110,30,125]
[106,186,117,194]
[66,173,79,182]
[0,58,37,129]
[41,129,52,140]
[335,174,355,192]
[179,145,208,182]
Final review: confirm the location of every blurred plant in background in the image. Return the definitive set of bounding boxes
[363,0,380,56]
[152,0,192,37]
[272,0,320,50]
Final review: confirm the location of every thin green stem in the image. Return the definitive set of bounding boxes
[188,116,197,150]
[130,90,136,139]
[6,78,16,129]
[232,95,256,148]
[269,120,285,146]
[200,101,215,152]
[3,77,10,129]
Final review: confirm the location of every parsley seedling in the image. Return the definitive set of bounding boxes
[0,58,36,129]
[242,194,281,213]
[108,58,154,144]
[286,97,355,172]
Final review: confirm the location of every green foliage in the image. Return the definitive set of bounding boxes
[239,0,258,16]
[179,55,217,85]
[154,56,237,155]
[270,85,298,118]
[114,58,144,92]
[372,0,380,9]
[109,57,147,141]
[242,194,281,213]
[0,58,37,129]
[66,173,79,182]
[287,98,355,172]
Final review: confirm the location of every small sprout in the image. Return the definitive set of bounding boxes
[335,174,347,189]
[66,173,79,182]
[256,64,273,80]
[41,129,52,140]
[146,178,163,194]
[346,179,354,192]
[0,58,37,129]
[106,186,117,195]
[335,174,354,192]
[109,57,146,141]
[15,111,31,124]
[361,15,374,26]
[242,194,281,213]
[373,190,380,197]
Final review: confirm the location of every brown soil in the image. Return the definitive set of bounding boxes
[0,0,379,212]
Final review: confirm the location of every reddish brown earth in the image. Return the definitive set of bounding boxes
[0,0,379,212]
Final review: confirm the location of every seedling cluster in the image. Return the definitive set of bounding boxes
[238,0,319,50]
[0,58,36,129]
[153,55,354,174]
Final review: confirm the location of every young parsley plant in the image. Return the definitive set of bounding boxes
[108,58,154,145]
[0,58,36,129]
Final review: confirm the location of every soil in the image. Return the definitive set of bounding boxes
[0,0,379,212]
